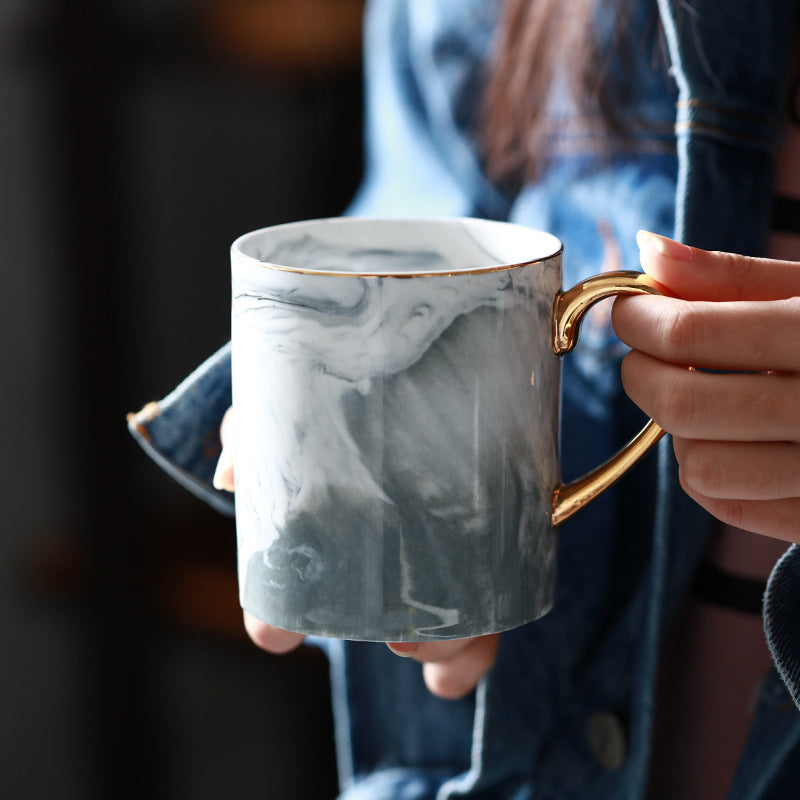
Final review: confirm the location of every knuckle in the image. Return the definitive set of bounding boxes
[650,370,697,434]
[719,498,748,530]
[680,443,723,496]
[782,295,800,318]
[713,250,768,298]
[714,250,748,288]
[751,380,796,439]
[656,302,700,362]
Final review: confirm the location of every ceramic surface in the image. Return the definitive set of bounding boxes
[231,218,563,640]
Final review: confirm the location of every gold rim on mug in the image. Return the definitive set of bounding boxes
[231,217,564,279]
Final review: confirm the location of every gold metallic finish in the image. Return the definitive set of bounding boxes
[553,271,661,355]
[551,420,665,527]
[551,270,665,527]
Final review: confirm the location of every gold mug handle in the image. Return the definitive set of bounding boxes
[551,271,665,527]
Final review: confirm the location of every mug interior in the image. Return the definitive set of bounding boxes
[232,217,562,277]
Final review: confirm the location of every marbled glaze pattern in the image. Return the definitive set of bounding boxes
[231,218,563,640]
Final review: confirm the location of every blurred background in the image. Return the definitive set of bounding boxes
[1,0,364,797]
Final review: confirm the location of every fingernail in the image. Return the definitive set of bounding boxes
[636,230,693,261]
[387,643,419,658]
[212,448,235,492]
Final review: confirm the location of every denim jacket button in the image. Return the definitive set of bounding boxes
[585,711,627,770]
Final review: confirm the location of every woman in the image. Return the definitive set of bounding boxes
[131,0,800,797]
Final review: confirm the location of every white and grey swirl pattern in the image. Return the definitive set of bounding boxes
[231,221,563,640]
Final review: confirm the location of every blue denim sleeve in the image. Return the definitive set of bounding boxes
[127,342,235,517]
[764,545,800,710]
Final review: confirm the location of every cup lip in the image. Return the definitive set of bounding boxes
[230,216,564,278]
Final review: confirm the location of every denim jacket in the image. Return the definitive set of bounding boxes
[128,1,800,797]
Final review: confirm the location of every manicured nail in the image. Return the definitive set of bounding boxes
[212,449,235,492]
[387,642,419,658]
[636,230,693,261]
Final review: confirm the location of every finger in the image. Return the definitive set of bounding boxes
[387,638,472,662]
[219,405,234,446]
[213,407,235,492]
[635,230,800,302]
[420,635,499,700]
[387,635,500,700]
[243,611,306,654]
[613,294,800,373]
[621,351,800,442]
[673,437,800,500]
[678,481,800,544]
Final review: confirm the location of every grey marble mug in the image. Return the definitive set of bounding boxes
[230,217,663,641]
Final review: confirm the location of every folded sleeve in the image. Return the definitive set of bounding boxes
[764,544,800,709]
[127,343,235,516]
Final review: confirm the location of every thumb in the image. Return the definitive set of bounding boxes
[635,230,800,302]
[213,406,235,492]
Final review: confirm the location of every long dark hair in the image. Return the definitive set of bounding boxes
[481,0,640,184]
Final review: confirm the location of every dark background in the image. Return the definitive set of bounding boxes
[1,1,364,797]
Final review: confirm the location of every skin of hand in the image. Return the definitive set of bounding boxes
[213,406,499,698]
[214,230,800,696]
[612,231,800,542]
[214,407,307,655]
[385,635,500,700]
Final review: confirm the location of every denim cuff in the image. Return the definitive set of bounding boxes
[127,343,235,516]
[764,543,800,710]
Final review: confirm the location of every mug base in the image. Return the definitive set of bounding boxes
[239,600,555,642]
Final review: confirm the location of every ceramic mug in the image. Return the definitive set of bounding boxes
[230,217,663,641]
